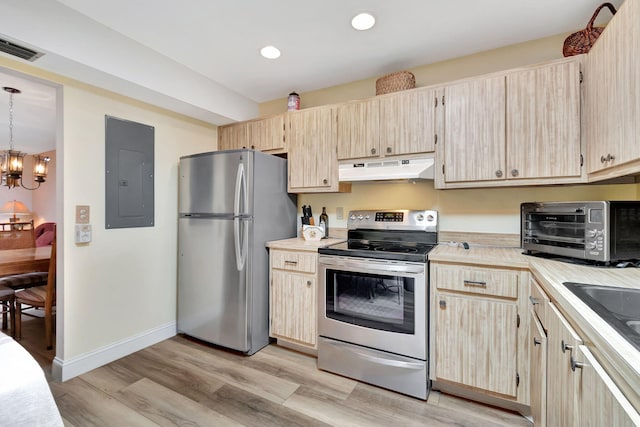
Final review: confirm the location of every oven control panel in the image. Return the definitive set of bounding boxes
[375,211,404,222]
[347,209,437,231]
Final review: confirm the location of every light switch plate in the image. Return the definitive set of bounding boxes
[76,205,90,224]
[75,224,92,243]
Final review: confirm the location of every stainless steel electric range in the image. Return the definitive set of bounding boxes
[317,209,438,400]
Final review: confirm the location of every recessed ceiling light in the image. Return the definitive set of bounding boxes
[351,13,375,31]
[260,45,281,59]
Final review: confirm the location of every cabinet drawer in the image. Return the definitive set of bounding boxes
[529,278,550,328]
[271,250,317,274]
[434,264,518,299]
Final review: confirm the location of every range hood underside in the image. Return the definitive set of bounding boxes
[338,157,435,182]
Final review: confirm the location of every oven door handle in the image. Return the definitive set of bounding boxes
[319,257,424,275]
[327,340,424,370]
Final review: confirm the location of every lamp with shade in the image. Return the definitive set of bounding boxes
[0,199,31,223]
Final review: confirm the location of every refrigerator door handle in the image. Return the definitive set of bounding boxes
[234,162,248,271]
[234,162,245,216]
[233,218,249,271]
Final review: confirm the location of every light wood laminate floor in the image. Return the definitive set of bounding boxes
[32,333,533,427]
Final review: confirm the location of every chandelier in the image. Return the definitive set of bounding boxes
[2,86,50,190]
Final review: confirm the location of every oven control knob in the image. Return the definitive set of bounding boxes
[364,215,370,220]
[585,241,597,249]
[416,214,424,222]
[357,215,364,220]
[586,230,597,238]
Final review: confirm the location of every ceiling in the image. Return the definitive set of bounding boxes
[0,0,624,148]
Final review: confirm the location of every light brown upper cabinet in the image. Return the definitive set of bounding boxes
[218,121,247,151]
[218,115,285,153]
[440,74,506,184]
[506,59,582,180]
[336,87,437,161]
[437,57,583,189]
[379,87,437,157]
[287,106,350,193]
[246,114,286,152]
[336,98,380,160]
[585,0,640,181]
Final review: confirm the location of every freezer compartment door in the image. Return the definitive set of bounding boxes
[179,150,253,215]
[178,217,250,352]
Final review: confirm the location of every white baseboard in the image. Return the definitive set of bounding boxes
[52,321,176,381]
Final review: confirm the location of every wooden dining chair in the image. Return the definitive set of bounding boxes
[0,220,36,250]
[13,227,56,349]
[0,285,15,336]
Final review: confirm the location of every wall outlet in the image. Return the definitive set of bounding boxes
[336,207,344,220]
[76,205,90,224]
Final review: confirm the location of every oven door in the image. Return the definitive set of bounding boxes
[318,255,427,360]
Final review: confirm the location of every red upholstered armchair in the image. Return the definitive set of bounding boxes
[34,222,55,247]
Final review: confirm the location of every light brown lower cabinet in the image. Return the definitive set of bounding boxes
[575,345,640,426]
[269,249,318,349]
[529,282,640,426]
[529,307,547,426]
[430,262,530,405]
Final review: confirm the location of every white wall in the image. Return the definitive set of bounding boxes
[60,85,216,362]
[31,149,57,226]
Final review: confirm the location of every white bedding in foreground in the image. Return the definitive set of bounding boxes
[0,333,63,426]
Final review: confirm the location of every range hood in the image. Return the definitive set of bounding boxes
[338,156,435,182]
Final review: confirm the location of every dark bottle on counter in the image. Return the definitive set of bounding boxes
[320,207,329,238]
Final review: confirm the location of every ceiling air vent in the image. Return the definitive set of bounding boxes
[0,38,44,61]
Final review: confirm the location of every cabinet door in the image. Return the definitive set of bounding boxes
[337,99,379,160]
[435,293,518,397]
[218,123,248,151]
[530,309,547,427]
[247,115,285,152]
[506,60,582,179]
[546,303,582,427]
[585,0,640,176]
[379,87,437,156]
[270,270,317,347]
[287,107,338,192]
[575,345,640,426]
[443,76,506,182]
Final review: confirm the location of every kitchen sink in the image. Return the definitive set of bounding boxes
[563,282,640,351]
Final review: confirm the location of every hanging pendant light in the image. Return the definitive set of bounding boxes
[2,86,49,190]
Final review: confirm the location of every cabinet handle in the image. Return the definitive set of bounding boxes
[322,178,328,185]
[439,300,446,308]
[562,340,574,353]
[511,169,519,177]
[463,280,487,288]
[306,280,312,287]
[529,295,539,306]
[495,170,503,178]
[386,147,392,154]
[251,145,255,149]
[601,153,616,163]
[284,260,298,265]
[571,356,585,371]
[371,148,376,155]
[533,337,542,346]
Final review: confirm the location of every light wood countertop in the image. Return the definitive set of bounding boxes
[429,244,640,410]
[428,244,530,269]
[266,237,345,252]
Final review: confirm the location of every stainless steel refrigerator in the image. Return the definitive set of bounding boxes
[177,149,297,354]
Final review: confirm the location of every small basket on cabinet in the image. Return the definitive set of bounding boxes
[375,71,416,95]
